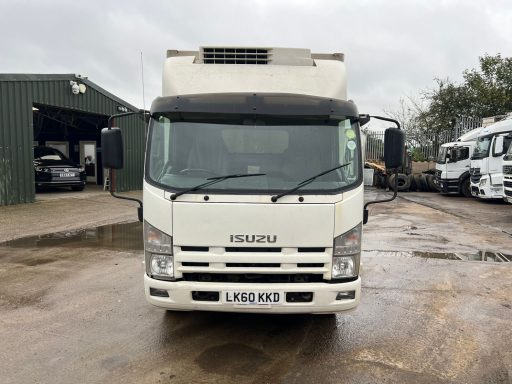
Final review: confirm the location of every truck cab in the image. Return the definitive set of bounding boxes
[503,141,512,203]
[435,128,480,197]
[101,47,404,314]
[470,118,512,199]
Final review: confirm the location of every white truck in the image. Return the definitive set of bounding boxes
[470,117,512,199]
[101,47,404,314]
[503,142,512,203]
[435,127,482,197]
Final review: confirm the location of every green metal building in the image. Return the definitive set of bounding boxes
[0,74,146,206]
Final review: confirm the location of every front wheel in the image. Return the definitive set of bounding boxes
[461,178,471,197]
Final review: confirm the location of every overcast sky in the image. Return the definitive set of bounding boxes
[1,0,511,125]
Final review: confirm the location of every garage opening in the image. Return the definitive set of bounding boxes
[32,104,109,189]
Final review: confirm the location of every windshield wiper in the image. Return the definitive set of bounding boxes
[271,163,351,202]
[170,173,266,200]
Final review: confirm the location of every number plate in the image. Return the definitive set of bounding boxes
[223,291,283,305]
[59,172,75,177]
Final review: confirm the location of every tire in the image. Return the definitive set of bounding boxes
[413,174,422,192]
[388,173,411,191]
[419,174,430,192]
[461,178,472,197]
[426,174,439,192]
[373,173,381,188]
[408,174,417,191]
[71,185,85,191]
[379,174,388,190]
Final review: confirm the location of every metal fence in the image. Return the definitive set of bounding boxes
[364,115,483,162]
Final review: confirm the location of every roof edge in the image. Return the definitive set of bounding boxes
[0,73,139,112]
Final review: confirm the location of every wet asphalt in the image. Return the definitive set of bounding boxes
[0,189,511,384]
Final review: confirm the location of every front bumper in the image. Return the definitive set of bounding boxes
[35,180,86,188]
[144,274,361,314]
[436,177,460,194]
[471,182,503,199]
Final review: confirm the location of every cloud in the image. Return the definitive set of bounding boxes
[0,0,510,115]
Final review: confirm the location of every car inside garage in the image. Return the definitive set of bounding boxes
[33,104,108,187]
[0,74,145,206]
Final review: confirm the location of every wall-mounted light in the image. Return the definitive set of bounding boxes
[69,81,86,95]
[70,81,79,95]
[32,106,39,111]
[117,106,129,112]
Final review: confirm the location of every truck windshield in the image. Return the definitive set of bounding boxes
[437,146,448,164]
[471,136,492,159]
[506,142,512,160]
[146,114,361,194]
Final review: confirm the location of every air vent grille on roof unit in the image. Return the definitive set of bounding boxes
[201,47,269,64]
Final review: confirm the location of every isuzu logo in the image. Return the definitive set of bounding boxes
[230,234,277,243]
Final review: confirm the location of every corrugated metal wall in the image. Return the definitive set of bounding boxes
[0,75,145,205]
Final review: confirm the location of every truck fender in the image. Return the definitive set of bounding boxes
[458,171,470,182]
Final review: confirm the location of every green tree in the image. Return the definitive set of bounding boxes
[417,54,512,134]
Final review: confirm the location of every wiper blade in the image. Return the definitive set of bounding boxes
[170,173,266,200]
[271,163,351,202]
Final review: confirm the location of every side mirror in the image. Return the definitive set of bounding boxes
[493,136,504,156]
[384,128,405,169]
[101,127,124,169]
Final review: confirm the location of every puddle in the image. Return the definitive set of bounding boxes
[412,250,511,263]
[1,222,142,251]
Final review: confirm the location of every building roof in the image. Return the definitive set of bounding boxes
[0,73,139,112]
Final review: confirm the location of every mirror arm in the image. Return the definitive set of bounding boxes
[107,109,150,129]
[368,115,401,129]
[105,109,150,220]
[363,168,399,224]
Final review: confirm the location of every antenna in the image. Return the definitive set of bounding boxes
[140,51,146,112]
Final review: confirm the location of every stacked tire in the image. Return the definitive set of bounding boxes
[374,172,440,192]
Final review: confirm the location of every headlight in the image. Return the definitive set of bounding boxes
[150,254,174,276]
[479,179,487,186]
[144,221,174,279]
[35,166,49,172]
[78,166,85,172]
[332,223,361,279]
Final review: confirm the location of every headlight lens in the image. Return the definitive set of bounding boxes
[332,223,361,279]
[144,221,174,279]
[332,256,355,278]
[150,254,174,276]
[35,166,49,172]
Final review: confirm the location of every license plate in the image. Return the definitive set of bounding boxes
[223,291,283,305]
[59,172,74,177]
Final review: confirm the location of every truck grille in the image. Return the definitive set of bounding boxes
[503,165,512,175]
[504,180,512,188]
[505,189,512,197]
[175,246,329,281]
[201,47,269,64]
[183,273,323,284]
[470,167,481,183]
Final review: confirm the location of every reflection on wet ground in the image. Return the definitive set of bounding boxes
[413,250,512,262]
[367,250,512,262]
[1,222,143,251]
[2,221,510,263]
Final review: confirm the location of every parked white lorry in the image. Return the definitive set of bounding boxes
[101,47,404,313]
[435,127,482,197]
[503,142,512,203]
[470,117,512,199]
